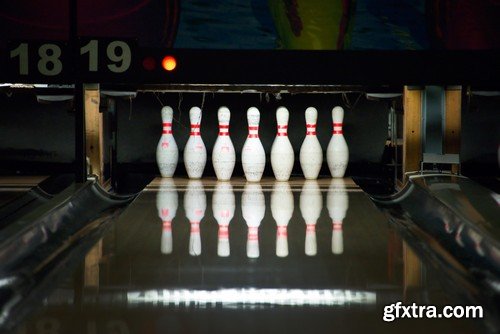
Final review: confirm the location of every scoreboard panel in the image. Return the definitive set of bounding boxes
[1,40,500,85]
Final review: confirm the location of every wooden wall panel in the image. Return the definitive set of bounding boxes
[84,86,103,181]
[403,87,423,179]
[444,88,462,173]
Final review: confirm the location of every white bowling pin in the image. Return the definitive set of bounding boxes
[156,106,179,177]
[242,107,266,182]
[156,178,178,254]
[242,183,265,258]
[271,182,294,257]
[300,107,323,180]
[184,107,207,179]
[327,106,349,178]
[327,178,348,255]
[212,107,236,181]
[212,182,235,257]
[300,180,322,256]
[271,107,294,181]
[184,180,206,256]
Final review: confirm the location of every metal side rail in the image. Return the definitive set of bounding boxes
[0,180,135,332]
[0,180,135,276]
[0,186,52,229]
[371,173,500,292]
[0,174,75,230]
[0,213,116,333]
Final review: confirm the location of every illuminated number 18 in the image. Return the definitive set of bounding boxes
[38,44,63,76]
[10,43,29,75]
[10,43,62,76]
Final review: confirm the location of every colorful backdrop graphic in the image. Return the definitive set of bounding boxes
[0,0,499,50]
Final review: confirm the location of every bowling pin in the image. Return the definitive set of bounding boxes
[242,107,266,182]
[327,178,348,255]
[242,183,265,258]
[156,178,178,254]
[156,106,178,177]
[300,107,323,180]
[300,180,322,256]
[184,107,207,179]
[271,182,294,257]
[212,106,236,181]
[184,180,206,256]
[327,106,349,178]
[212,182,235,257]
[271,107,294,181]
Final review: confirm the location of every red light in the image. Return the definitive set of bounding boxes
[142,57,156,71]
[162,56,177,71]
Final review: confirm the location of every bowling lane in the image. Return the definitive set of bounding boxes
[12,177,486,334]
[0,176,48,207]
[0,176,51,227]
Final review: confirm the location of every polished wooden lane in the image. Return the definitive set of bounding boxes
[145,177,361,192]
[11,176,486,334]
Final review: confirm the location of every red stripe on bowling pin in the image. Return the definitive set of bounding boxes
[248,226,259,240]
[306,123,316,136]
[248,126,259,138]
[190,222,200,233]
[332,122,343,135]
[277,124,288,137]
[277,226,288,237]
[218,225,229,239]
[162,122,173,134]
[219,210,230,218]
[162,221,171,231]
[190,123,201,136]
[219,124,230,136]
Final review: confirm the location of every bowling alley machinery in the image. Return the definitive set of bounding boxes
[0,1,500,334]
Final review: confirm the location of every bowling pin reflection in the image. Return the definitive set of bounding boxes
[327,179,349,255]
[242,183,265,258]
[468,228,485,257]
[300,180,322,256]
[455,223,465,248]
[184,180,206,256]
[271,182,294,257]
[212,182,235,257]
[156,179,178,255]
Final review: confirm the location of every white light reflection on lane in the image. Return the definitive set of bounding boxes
[127,288,376,307]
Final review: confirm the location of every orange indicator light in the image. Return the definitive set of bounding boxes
[162,56,177,71]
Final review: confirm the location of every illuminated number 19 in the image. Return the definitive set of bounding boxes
[80,40,131,73]
[80,39,98,72]
[107,41,131,73]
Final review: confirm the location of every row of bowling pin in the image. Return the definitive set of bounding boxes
[157,179,348,258]
[156,105,349,181]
